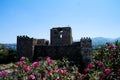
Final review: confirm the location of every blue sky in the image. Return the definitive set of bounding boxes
[0,0,120,43]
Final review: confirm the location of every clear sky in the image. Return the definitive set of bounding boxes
[0,0,120,43]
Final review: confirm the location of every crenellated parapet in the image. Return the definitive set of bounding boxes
[80,37,91,42]
[80,37,92,48]
[17,35,34,40]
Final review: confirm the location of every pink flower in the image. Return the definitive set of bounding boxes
[17,61,23,67]
[53,69,59,73]
[54,69,67,74]
[109,45,115,49]
[104,68,111,74]
[31,62,39,67]
[79,74,86,79]
[20,56,26,61]
[46,71,52,76]
[29,74,35,80]
[0,70,8,77]
[97,61,104,67]
[23,66,30,72]
[46,57,53,63]
[84,68,90,73]
[62,70,67,74]
[58,69,67,74]
[88,63,94,68]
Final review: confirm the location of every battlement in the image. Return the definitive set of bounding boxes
[80,37,91,41]
[17,35,34,40]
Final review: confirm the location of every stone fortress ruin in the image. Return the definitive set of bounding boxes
[17,27,92,64]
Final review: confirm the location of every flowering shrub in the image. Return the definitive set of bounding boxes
[0,70,8,77]
[0,57,85,80]
[0,41,120,80]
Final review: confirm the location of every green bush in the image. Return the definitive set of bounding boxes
[0,45,16,64]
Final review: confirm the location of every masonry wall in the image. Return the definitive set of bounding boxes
[17,36,37,61]
[33,45,84,63]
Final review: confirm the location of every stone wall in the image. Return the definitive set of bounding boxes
[17,36,49,61]
[37,39,49,45]
[33,45,83,63]
[17,36,37,60]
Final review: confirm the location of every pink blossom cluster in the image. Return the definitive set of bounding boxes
[104,68,111,74]
[17,61,24,67]
[31,62,40,67]
[29,74,35,80]
[56,69,67,74]
[46,57,53,63]
[88,63,94,68]
[46,69,67,77]
[84,63,94,73]
[46,71,52,76]
[23,66,31,72]
[20,56,26,61]
[0,70,8,77]
[97,61,104,67]
[84,62,111,72]
[0,55,114,80]
[109,45,116,49]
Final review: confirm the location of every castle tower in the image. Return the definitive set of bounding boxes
[50,27,73,46]
[80,37,92,63]
[17,35,37,61]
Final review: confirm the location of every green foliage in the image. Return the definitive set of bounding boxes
[0,41,120,79]
[0,45,16,64]
[91,41,120,79]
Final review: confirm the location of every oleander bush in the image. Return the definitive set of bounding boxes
[0,41,120,80]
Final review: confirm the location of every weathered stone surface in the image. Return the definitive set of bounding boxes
[50,27,73,46]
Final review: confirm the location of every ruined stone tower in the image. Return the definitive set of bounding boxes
[80,37,92,63]
[50,27,73,46]
[17,36,36,60]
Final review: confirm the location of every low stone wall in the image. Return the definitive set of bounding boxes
[34,45,86,64]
